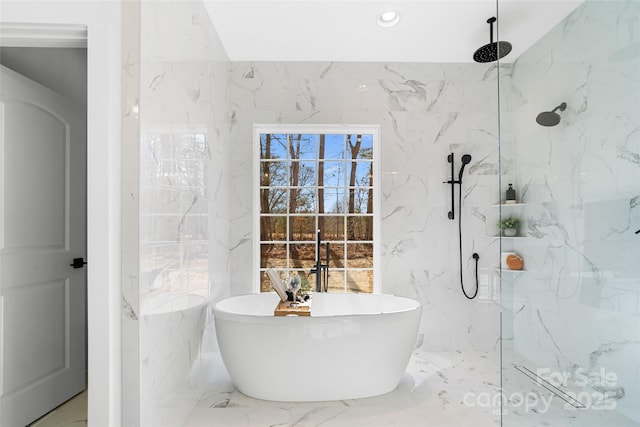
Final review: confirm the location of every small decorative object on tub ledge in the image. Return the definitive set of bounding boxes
[287,273,302,307]
[266,269,288,302]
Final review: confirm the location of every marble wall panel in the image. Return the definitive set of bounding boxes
[226,61,502,354]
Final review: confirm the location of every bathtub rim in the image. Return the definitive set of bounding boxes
[213,292,422,321]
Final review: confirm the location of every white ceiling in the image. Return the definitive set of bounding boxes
[204,0,584,63]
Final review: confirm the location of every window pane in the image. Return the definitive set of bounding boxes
[346,270,373,293]
[347,216,373,240]
[347,187,372,214]
[289,161,316,187]
[297,134,317,159]
[260,188,270,213]
[346,134,359,146]
[261,187,288,214]
[288,134,315,160]
[260,271,271,292]
[261,244,287,268]
[324,134,345,160]
[326,270,345,292]
[259,216,287,241]
[261,134,288,159]
[293,188,316,213]
[289,243,316,269]
[261,160,288,187]
[348,161,373,187]
[356,135,373,159]
[347,243,373,268]
[289,216,315,241]
[319,216,344,241]
[289,161,300,186]
[324,188,345,213]
[298,161,316,185]
[260,162,270,186]
[322,161,344,187]
[317,188,326,214]
[326,243,344,268]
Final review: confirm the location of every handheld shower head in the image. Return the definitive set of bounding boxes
[458,154,472,180]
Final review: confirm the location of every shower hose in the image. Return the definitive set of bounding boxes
[458,186,480,299]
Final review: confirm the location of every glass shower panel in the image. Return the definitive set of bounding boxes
[499,1,640,426]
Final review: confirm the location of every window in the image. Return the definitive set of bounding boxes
[254,125,380,293]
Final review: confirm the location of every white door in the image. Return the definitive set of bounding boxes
[0,64,86,427]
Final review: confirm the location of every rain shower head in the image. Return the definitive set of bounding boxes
[473,17,512,63]
[536,102,567,127]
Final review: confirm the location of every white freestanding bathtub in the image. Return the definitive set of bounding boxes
[213,292,422,402]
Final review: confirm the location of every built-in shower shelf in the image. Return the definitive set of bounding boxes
[485,268,527,273]
[492,202,526,207]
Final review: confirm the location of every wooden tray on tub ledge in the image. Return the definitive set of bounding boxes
[267,268,312,316]
[274,297,312,317]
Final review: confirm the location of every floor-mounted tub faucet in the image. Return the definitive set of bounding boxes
[309,229,329,292]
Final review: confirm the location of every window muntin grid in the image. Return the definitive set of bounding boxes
[257,131,376,293]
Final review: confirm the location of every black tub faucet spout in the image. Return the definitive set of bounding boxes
[309,229,329,292]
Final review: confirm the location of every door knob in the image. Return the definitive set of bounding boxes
[70,258,87,269]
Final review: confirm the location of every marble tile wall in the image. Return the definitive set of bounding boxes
[134,1,230,426]
[500,0,640,424]
[121,0,141,423]
[225,62,503,353]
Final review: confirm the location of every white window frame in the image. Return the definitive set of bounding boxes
[253,124,381,294]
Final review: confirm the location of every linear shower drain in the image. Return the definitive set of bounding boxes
[513,365,587,409]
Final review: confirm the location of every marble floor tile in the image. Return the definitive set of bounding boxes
[26,348,636,426]
[183,348,502,427]
[184,347,639,427]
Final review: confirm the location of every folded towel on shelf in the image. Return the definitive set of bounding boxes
[266,269,288,302]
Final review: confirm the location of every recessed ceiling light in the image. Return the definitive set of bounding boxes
[377,10,400,28]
